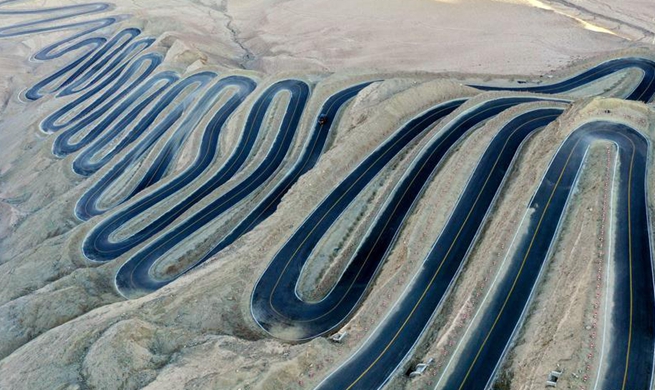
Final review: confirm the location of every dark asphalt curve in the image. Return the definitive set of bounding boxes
[75,72,255,220]
[440,122,654,390]
[0,2,118,56]
[112,82,373,296]
[473,57,655,102]
[73,73,256,220]
[83,79,310,261]
[250,96,561,341]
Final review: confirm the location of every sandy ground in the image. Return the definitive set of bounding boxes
[1,0,655,389]
[537,0,655,42]
[226,0,634,75]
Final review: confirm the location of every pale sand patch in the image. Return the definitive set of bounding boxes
[227,0,628,75]
[534,0,655,42]
[505,0,619,36]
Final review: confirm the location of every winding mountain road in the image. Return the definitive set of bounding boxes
[2,2,655,389]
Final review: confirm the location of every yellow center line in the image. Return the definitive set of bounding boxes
[622,136,636,390]
[637,72,655,102]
